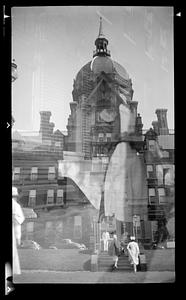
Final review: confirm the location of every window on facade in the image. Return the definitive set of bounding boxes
[31,167,38,180]
[29,190,36,207]
[101,156,109,171]
[148,140,156,151]
[148,188,156,204]
[92,146,96,156]
[92,135,96,142]
[102,156,109,164]
[43,139,51,146]
[13,167,20,181]
[162,151,169,158]
[146,165,154,178]
[47,189,54,204]
[156,165,174,185]
[98,133,104,142]
[48,166,55,180]
[98,146,105,156]
[55,141,61,147]
[57,189,64,204]
[158,188,166,204]
[106,133,112,142]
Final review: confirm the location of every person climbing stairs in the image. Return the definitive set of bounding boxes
[98,251,132,272]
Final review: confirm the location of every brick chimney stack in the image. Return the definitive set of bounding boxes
[39,111,52,141]
[155,109,169,135]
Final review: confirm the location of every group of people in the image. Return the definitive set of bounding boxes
[102,230,140,272]
[12,186,140,275]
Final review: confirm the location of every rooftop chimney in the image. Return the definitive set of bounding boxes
[39,111,52,141]
[155,109,169,135]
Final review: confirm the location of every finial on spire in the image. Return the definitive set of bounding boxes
[98,17,104,37]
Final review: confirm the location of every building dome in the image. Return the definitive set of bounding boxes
[90,56,129,81]
[73,17,131,96]
[75,58,130,84]
[112,61,130,81]
[90,56,114,74]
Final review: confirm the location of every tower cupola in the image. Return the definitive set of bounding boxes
[93,17,110,58]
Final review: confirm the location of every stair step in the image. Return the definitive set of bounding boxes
[100,260,129,262]
[99,266,132,269]
[99,259,129,262]
[99,257,128,258]
[98,259,114,262]
[98,262,112,265]
[99,260,130,264]
[99,268,133,272]
[98,252,132,272]
[99,264,131,268]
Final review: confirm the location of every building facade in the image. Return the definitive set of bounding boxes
[12,18,174,249]
[12,112,98,249]
[65,18,174,245]
[144,109,175,243]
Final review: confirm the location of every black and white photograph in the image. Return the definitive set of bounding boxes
[8,5,176,287]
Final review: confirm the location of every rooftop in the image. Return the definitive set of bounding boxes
[158,135,174,150]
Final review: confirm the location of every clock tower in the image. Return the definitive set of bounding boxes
[67,17,137,159]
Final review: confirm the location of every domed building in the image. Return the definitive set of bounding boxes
[11,18,174,254]
[66,17,141,159]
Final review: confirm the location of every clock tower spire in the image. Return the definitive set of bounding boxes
[93,17,111,58]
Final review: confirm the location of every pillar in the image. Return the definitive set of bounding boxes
[129,101,138,133]
[116,219,123,241]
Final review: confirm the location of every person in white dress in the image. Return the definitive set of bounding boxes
[12,187,25,275]
[102,230,110,251]
[127,236,140,273]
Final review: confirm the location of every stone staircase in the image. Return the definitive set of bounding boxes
[98,251,133,272]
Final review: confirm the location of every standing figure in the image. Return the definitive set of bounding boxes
[12,187,25,275]
[102,230,110,251]
[127,236,140,273]
[108,233,120,269]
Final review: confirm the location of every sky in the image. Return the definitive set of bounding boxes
[12,6,174,133]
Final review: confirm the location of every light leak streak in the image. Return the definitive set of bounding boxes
[160,28,167,50]
[145,50,154,61]
[123,33,136,46]
[161,65,169,73]
[161,53,169,72]
[144,30,154,61]
[122,8,136,46]
[96,10,113,25]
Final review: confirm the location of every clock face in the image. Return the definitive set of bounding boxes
[99,109,116,123]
